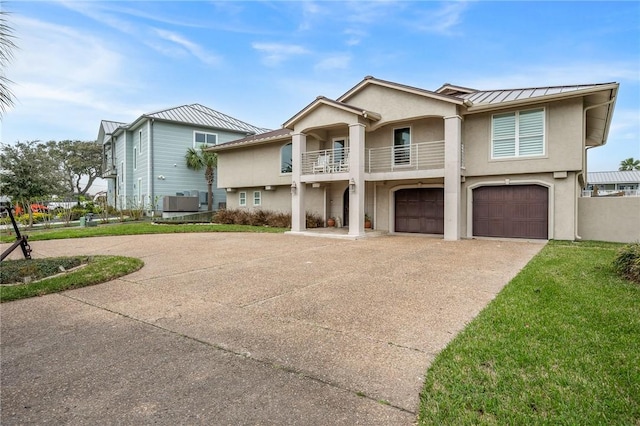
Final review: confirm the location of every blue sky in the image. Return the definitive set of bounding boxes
[2,0,639,184]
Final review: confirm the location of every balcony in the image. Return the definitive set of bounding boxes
[301,147,350,175]
[103,163,117,178]
[367,140,445,173]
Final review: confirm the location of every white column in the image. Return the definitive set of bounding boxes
[348,123,366,237]
[291,132,307,232]
[444,115,462,240]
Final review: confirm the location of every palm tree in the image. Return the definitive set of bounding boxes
[0,3,17,116]
[619,157,640,171]
[185,145,217,211]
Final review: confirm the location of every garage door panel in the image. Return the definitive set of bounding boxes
[395,188,444,234]
[473,185,548,239]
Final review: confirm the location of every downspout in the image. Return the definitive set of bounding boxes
[576,98,617,240]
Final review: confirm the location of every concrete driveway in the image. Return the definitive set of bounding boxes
[1,233,543,424]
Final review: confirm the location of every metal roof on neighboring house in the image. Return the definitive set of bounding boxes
[101,120,127,135]
[455,83,616,106]
[143,103,270,135]
[208,128,292,151]
[587,171,640,184]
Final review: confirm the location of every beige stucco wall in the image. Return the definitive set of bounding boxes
[225,184,325,218]
[462,172,579,241]
[578,197,640,243]
[463,98,584,176]
[293,104,362,134]
[344,84,458,124]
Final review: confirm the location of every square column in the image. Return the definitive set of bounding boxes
[444,115,462,240]
[348,123,366,237]
[291,133,306,232]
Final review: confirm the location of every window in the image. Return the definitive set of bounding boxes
[239,192,247,206]
[253,191,261,206]
[333,138,348,164]
[393,127,411,165]
[281,143,292,173]
[492,108,544,158]
[194,131,218,149]
[133,146,138,170]
[139,130,143,151]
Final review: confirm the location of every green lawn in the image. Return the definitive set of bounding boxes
[419,240,640,425]
[1,221,288,242]
[0,255,143,302]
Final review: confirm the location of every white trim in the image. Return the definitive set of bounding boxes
[122,132,127,199]
[465,180,554,240]
[280,142,293,175]
[193,130,218,148]
[133,146,138,171]
[253,190,262,206]
[239,191,247,207]
[146,121,151,210]
[392,125,412,167]
[490,107,546,160]
[387,183,444,234]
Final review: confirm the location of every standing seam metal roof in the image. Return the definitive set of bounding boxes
[587,171,640,184]
[143,104,269,134]
[457,83,615,105]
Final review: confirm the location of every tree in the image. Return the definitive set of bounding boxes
[185,145,217,211]
[0,141,66,225]
[0,2,17,116]
[47,140,103,196]
[619,157,640,171]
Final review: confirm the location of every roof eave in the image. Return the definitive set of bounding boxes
[464,83,620,113]
[338,77,465,105]
[207,134,292,152]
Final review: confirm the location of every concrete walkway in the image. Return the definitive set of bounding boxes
[1,233,544,424]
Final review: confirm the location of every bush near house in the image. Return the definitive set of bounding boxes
[212,209,292,228]
[613,242,640,283]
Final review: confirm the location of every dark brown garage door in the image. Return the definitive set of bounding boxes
[473,185,548,239]
[395,188,444,234]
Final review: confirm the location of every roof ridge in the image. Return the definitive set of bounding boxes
[188,103,268,134]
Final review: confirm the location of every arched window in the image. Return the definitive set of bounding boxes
[281,143,292,173]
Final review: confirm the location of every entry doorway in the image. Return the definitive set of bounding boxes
[343,188,349,226]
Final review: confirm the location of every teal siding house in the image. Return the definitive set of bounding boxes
[97,104,268,214]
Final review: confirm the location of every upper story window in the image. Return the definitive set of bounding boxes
[133,146,138,170]
[281,143,292,174]
[492,108,545,159]
[139,130,143,151]
[239,191,247,206]
[194,131,218,149]
[393,127,411,165]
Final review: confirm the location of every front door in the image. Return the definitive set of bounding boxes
[343,188,349,226]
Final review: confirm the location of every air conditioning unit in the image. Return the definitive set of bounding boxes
[163,196,199,212]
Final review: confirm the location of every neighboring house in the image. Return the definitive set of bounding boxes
[97,104,268,213]
[208,76,619,240]
[584,171,640,197]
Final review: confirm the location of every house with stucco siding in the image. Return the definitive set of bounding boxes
[208,76,619,241]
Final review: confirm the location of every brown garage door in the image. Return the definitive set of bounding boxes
[473,185,548,239]
[395,188,444,234]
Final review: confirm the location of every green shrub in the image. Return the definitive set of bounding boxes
[613,242,640,284]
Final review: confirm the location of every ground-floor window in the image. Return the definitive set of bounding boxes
[239,192,247,206]
[253,191,261,206]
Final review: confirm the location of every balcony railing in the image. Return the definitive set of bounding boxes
[103,162,117,178]
[582,189,640,197]
[367,140,445,173]
[301,147,350,175]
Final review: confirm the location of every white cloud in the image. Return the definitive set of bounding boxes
[252,42,309,66]
[412,2,469,35]
[315,54,351,71]
[153,28,221,66]
[343,28,367,46]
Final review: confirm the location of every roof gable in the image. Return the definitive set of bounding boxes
[338,76,465,105]
[283,96,381,130]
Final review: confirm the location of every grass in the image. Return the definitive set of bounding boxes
[1,221,288,242]
[419,240,640,425]
[0,256,144,302]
